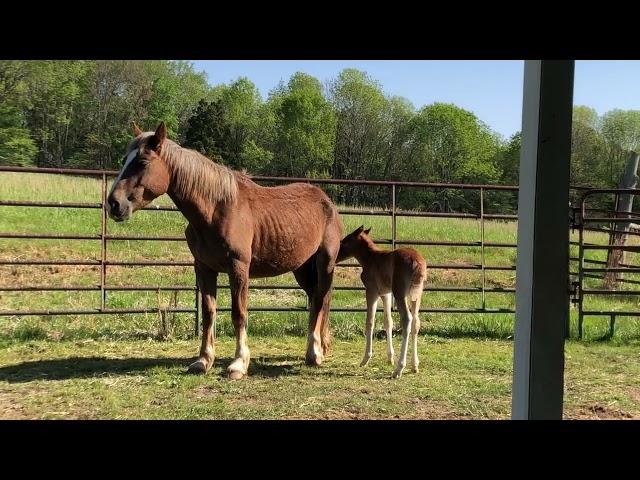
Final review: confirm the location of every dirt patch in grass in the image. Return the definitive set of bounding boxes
[284,398,468,420]
[0,389,30,419]
[571,403,635,420]
[628,386,640,403]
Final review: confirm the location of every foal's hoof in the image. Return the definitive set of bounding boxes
[411,366,420,374]
[392,368,404,379]
[187,359,210,375]
[360,357,371,367]
[227,369,245,380]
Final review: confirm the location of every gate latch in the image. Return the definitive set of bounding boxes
[569,281,580,304]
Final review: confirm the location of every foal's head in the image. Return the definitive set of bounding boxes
[107,122,171,221]
[337,225,373,262]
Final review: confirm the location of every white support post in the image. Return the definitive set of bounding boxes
[512,60,575,420]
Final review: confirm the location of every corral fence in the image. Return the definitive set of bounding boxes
[572,188,640,338]
[7,165,617,337]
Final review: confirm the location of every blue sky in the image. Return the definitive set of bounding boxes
[190,60,640,140]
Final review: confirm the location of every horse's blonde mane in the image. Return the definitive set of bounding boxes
[160,140,238,204]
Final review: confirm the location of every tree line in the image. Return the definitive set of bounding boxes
[1,60,639,213]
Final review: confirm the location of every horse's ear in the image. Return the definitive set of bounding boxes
[364,227,371,235]
[149,122,167,152]
[355,225,364,234]
[155,122,167,141]
[132,122,142,137]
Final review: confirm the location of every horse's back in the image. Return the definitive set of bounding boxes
[236,179,342,276]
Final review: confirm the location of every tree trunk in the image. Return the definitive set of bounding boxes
[603,151,639,289]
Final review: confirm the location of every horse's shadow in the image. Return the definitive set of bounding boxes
[0,354,301,383]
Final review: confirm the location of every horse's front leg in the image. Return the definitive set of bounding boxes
[360,288,379,367]
[188,261,218,374]
[228,261,250,380]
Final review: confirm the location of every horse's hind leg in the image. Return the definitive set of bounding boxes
[188,261,218,374]
[392,293,412,379]
[410,288,422,373]
[227,260,250,380]
[305,246,338,366]
[294,256,316,305]
[381,293,394,364]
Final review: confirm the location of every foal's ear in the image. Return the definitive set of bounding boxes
[132,122,143,137]
[364,227,371,235]
[355,225,364,234]
[148,122,168,152]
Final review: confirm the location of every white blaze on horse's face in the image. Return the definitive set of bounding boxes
[107,147,140,222]
[107,123,170,223]
[110,148,139,197]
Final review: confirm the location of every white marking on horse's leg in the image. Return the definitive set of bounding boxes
[109,148,138,197]
[382,293,394,364]
[410,299,421,373]
[228,327,250,379]
[306,329,323,364]
[393,297,412,379]
[360,289,379,367]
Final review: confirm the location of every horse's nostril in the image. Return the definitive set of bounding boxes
[109,199,120,212]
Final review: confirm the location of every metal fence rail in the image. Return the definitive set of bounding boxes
[0,165,520,331]
[573,188,640,338]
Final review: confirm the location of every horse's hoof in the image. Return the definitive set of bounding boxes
[228,370,245,380]
[187,359,209,375]
[360,357,371,367]
[392,369,403,379]
[305,353,324,367]
[412,366,419,374]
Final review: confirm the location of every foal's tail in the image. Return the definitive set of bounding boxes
[409,258,427,303]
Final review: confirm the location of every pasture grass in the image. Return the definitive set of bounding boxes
[0,335,638,419]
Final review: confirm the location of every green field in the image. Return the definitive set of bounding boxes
[1,171,639,419]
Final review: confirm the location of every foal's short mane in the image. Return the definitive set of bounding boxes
[160,139,239,204]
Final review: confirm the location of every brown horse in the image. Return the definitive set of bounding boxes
[107,122,342,379]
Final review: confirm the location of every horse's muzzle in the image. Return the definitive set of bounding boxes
[107,198,130,222]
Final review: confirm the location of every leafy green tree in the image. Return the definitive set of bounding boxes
[25,61,92,167]
[329,69,390,204]
[600,109,640,186]
[409,103,501,211]
[266,72,336,177]
[184,98,229,162]
[0,61,36,166]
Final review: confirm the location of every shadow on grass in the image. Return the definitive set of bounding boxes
[0,354,303,383]
[372,327,513,341]
[0,356,189,383]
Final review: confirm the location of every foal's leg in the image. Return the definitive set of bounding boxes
[360,288,379,367]
[392,294,413,379]
[188,262,218,374]
[381,293,394,365]
[410,294,422,373]
[227,261,250,380]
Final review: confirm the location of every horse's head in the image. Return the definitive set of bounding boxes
[107,122,171,222]
[337,225,372,262]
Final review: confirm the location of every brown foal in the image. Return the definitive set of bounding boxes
[337,226,427,378]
